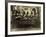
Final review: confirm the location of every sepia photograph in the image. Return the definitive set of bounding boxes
[11,5,41,31]
[7,1,45,35]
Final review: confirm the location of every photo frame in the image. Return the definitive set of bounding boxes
[5,1,45,37]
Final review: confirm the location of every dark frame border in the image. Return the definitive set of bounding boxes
[5,1,45,37]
